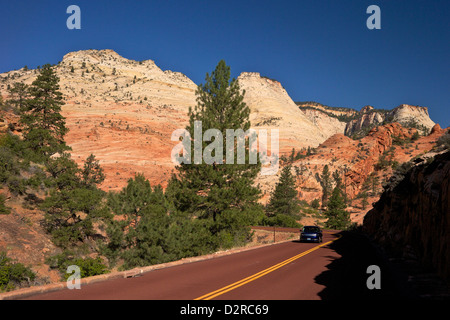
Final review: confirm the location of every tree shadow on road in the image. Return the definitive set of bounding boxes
[314,231,419,300]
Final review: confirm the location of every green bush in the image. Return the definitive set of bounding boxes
[262,214,301,228]
[0,251,36,292]
[0,194,10,215]
[437,132,450,150]
[310,198,320,209]
[46,251,108,280]
[0,146,20,183]
[6,175,27,195]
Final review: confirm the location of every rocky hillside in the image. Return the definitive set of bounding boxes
[0,49,448,286]
[0,49,444,202]
[237,73,329,151]
[297,102,436,139]
[0,49,445,210]
[363,149,450,283]
[1,49,344,191]
[256,123,448,225]
[345,105,435,137]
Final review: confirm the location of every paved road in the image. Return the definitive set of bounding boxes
[23,230,412,300]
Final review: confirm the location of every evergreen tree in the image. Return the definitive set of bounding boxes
[107,173,155,226]
[20,64,70,161]
[0,194,10,215]
[325,186,351,230]
[332,169,348,204]
[316,164,332,207]
[41,154,109,249]
[267,164,299,216]
[173,60,262,243]
[104,173,207,269]
[80,154,105,188]
[7,82,29,113]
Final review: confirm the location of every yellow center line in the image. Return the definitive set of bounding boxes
[195,233,342,300]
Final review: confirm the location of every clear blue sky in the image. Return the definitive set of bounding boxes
[1,0,449,127]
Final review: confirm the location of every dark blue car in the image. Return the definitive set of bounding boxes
[300,226,323,243]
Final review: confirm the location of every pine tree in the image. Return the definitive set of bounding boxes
[267,164,299,216]
[325,186,351,230]
[7,82,29,113]
[20,64,70,161]
[42,154,109,249]
[80,154,105,188]
[332,169,348,204]
[316,164,332,207]
[172,60,263,247]
[104,174,171,268]
[0,194,11,215]
[175,60,262,221]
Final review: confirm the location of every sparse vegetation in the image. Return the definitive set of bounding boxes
[0,194,10,215]
[437,131,450,150]
[0,251,36,292]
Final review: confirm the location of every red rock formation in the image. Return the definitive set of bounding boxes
[363,150,450,283]
[284,122,447,224]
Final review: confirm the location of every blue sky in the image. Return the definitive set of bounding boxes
[1,0,449,127]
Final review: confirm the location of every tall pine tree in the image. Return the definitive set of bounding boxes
[171,60,263,246]
[316,164,332,207]
[267,164,300,216]
[325,186,351,230]
[20,64,70,161]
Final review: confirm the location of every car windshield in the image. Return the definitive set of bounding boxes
[302,226,320,233]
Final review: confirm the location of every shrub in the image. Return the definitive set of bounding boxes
[437,132,450,150]
[0,251,36,292]
[262,214,301,228]
[6,175,27,195]
[46,251,108,280]
[0,146,20,183]
[0,194,10,215]
[311,198,320,209]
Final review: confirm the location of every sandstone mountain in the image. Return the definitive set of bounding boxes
[257,122,448,225]
[297,102,436,138]
[1,49,199,191]
[0,49,443,197]
[237,72,330,151]
[344,104,435,137]
[0,49,348,190]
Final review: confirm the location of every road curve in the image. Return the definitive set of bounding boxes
[24,231,342,300]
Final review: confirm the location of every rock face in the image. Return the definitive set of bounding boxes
[0,50,337,190]
[237,72,328,152]
[0,49,447,285]
[0,49,442,196]
[298,107,347,139]
[391,104,435,131]
[345,108,385,136]
[1,49,198,191]
[363,150,450,283]
[345,104,435,136]
[261,122,448,225]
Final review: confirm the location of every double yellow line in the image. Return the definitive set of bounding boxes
[195,233,341,300]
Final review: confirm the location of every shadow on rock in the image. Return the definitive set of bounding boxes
[314,230,420,300]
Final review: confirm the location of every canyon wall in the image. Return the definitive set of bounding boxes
[363,150,450,282]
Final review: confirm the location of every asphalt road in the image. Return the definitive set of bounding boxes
[23,230,414,300]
